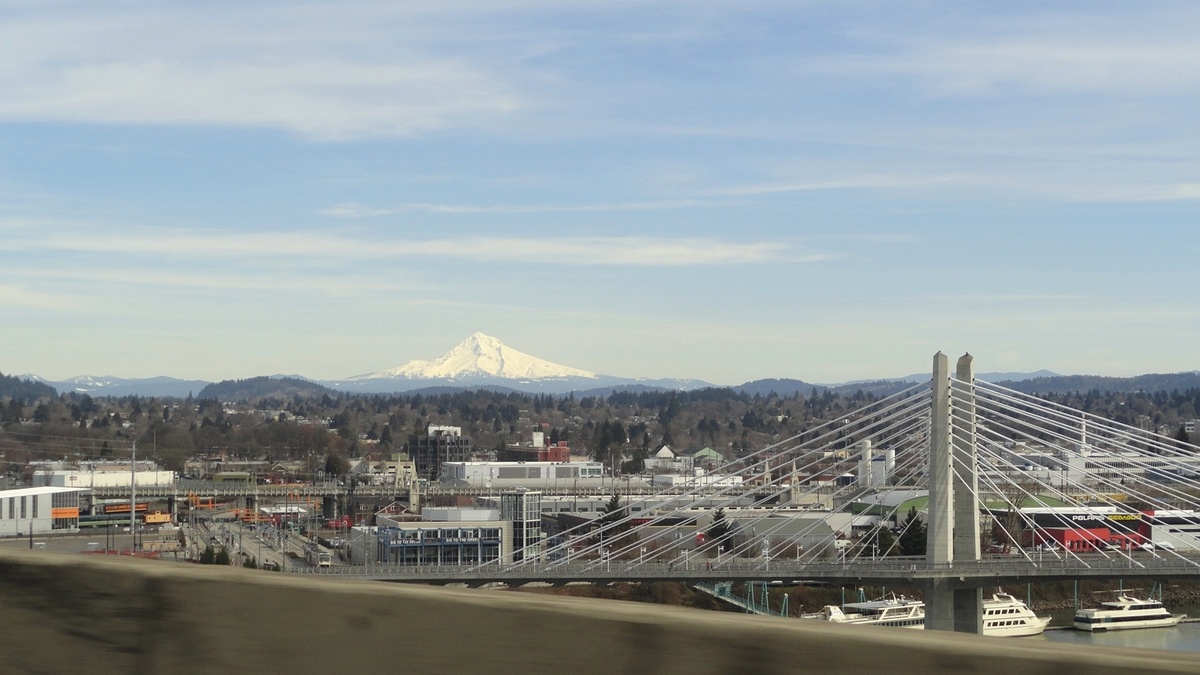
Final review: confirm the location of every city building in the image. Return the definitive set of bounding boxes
[353,507,512,565]
[31,460,175,489]
[501,490,543,562]
[439,460,606,490]
[988,506,1200,552]
[407,425,472,481]
[0,486,84,537]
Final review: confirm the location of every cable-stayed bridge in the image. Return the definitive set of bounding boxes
[294,353,1200,633]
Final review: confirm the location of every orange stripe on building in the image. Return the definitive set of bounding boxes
[51,507,79,519]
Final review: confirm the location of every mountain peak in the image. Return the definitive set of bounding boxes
[351,333,597,381]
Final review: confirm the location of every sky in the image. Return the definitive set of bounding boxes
[2,1,1199,386]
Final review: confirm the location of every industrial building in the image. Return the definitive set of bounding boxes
[501,490,542,561]
[989,506,1200,552]
[439,460,606,490]
[352,507,513,566]
[31,461,176,489]
[0,486,84,537]
[407,425,472,481]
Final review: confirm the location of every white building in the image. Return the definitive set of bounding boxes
[353,507,513,565]
[651,470,744,489]
[439,461,606,489]
[31,460,175,489]
[0,486,85,537]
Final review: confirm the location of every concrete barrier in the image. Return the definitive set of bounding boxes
[2,549,1200,674]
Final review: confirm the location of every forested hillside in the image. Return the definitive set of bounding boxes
[2,379,1198,481]
[0,372,57,401]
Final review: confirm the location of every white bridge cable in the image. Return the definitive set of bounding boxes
[970,390,1195,472]
[498,374,1200,575]
[526,386,933,559]
[978,380,1200,457]
[949,388,1167,568]
[967,435,1142,568]
[564,402,929,567]
[964,403,1195,516]
[947,380,1185,568]
[834,429,933,565]
[510,388,934,570]
[962,399,1200,568]
[693,413,933,568]
[974,381,1200,466]
[552,401,934,570]
[603,426,933,571]
[969,430,1199,569]
[963,389,1199,503]
[968,389,1200,512]
[972,440,1136,559]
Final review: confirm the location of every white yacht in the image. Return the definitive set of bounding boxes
[809,595,925,628]
[981,592,1051,637]
[1074,595,1186,632]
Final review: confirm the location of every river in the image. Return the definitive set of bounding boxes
[1038,604,1200,655]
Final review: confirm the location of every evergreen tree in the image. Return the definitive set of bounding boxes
[592,493,629,545]
[706,507,732,548]
[1175,425,1192,448]
[598,493,626,529]
[867,525,897,558]
[897,507,927,556]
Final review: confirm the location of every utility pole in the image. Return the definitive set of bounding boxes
[130,440,137,552]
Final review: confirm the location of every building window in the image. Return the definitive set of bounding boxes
[32,495,38,519]
[21,496,27,519]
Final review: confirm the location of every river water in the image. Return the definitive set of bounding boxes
[1038,604,1200,655]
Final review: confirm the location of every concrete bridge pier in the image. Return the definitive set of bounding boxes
[322,495,337,519]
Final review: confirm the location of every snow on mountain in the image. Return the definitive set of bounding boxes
[349,332,597,381]
[56,375,123,392]
[38,375,211,397]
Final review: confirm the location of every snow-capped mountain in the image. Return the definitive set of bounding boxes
[348,332,596,381]
[23,374,210,397]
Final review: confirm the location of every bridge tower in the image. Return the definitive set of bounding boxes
[925,352,983,633]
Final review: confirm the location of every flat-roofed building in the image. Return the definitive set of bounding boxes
[0,486,84,537]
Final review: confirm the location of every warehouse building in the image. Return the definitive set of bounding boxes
[0,486,84,537]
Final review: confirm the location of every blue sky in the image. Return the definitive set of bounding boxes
[2,1,1198,385]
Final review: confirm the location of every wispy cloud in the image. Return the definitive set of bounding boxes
[0,5,527,140]
[710,174,965,197]
[0,224,807,266]
[0,283,76,311]
[900,39,1200,98]
[323,199,703,217]
[1062,182,1200,203]
[815,8,1200,99]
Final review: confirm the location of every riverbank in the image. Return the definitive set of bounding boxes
[518,579,1200,620]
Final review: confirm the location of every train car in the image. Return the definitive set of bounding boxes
[78,513,130,528]
[99,502,148,515]
[143,511,172,525]
[439,461,607,490]
[306,545,332,568]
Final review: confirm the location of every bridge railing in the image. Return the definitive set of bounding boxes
[288,551,1200,583]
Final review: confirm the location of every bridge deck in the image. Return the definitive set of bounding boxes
[294,553,1200,587]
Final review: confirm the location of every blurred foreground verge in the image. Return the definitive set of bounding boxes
[2,549,1200,675]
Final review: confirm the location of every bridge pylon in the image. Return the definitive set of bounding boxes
[925,352,984,633]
